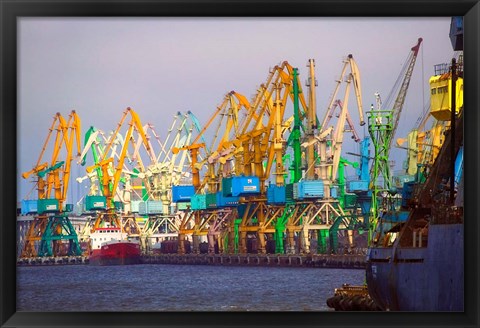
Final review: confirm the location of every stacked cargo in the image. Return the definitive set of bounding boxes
[37,199,59,214]
[172,185,196,203]
[222,176,260,197]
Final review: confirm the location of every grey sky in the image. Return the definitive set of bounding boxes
[18,17,455,203]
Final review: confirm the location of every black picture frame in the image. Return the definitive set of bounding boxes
[2,1,479,327]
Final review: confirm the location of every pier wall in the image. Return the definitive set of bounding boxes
[140,254,366,269]
[16,254,366,269]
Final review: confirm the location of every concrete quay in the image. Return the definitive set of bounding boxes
[17,256,89,266]
[140,253,366,269]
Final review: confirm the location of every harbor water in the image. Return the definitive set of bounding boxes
[17,264,365,311]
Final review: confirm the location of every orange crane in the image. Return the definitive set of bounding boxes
[85,107,151,234]
[20,110,83,257]
[281,55,365,254]
[174,91,251,254]
[130,112,200,252]
[221,62,309,254]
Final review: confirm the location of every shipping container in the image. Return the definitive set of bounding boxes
[223,176,260,197]
[191,194,207,210]
[293,180,324,200]
[130,200,141,213]
[146,200,163,214]
[330,186,338,199]
[267,185,286,204]
[21,200,37,215]
[138,202,147,215]
[348,180,369,192]
[37,198,59,214]
[172,185,195,202]
[85,195,107,211]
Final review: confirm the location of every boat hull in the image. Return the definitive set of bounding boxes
[89,241,141,266]
[366,224,464,311]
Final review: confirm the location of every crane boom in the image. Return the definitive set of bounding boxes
[388,38,423,150]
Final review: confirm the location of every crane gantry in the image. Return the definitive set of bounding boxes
[367,38,423,244]
[21,110,83,258]
[84,107,151,238]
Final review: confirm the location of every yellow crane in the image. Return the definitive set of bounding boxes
[221,61,309,254]
[283,55,365,254]
[21,110,82,257]
[174,91,251,254]
[85,107,151,235]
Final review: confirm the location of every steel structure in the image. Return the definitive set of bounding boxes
[131,112,201,252]
[367,38,423,244]
[284,55,365,254]
[21,110,83,257]
[84,107,151,244]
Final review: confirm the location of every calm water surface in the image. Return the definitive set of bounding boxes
[17,264,365,311]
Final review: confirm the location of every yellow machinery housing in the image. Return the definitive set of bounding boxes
[429,74,463,121]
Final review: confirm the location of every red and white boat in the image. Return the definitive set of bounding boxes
[88,226,141,266]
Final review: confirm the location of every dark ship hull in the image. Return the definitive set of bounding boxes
[366,223,463,311]
[366,18,464,311]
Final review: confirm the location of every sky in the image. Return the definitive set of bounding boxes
[18,17,457,204]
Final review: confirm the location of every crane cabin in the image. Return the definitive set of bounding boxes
[429,67,463,121]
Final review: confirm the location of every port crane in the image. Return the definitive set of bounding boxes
[76,125,146,249]
[396,55,463,184]
[223,61,310,255]
[174,91,252,254]
[131,112,201,252]
[20,110,83,257]
[282,55,365,254]
[84,107,151,239]
[367,38,423,244]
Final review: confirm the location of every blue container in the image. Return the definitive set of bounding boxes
[217,193,239,207]
[294,180,324,200]
[147,200,163,214]
[85,195,107,211]
[330,186,338,199]
[230,176,260,196]
[348,180,369,192]
[21,200,37,215]
[267,185,286,204]
[138,202,148,215]
[37,199,59,214]
[130,200,141,213]
[191,194,207,210]
[172,185,195,202]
